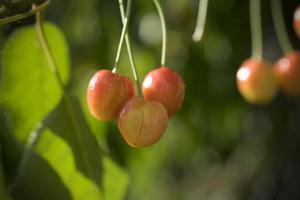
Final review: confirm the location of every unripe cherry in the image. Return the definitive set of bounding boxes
[274,51,300,96]
[118,97,168,147]
[236,59,279,104]
[293,5,300,39]
[87,70,135,121]
[142,67,185,117]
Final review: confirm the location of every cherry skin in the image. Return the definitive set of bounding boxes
[87,70,135,121]
[142,67,185,117]
[236,59,279,104]
[274,51,300,96]
[294,5,300,39]
[118,97,168,147]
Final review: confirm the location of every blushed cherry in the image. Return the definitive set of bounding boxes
[118,97,168,147]
[274,51,300,96]
[236,59,279,104]
[294,5,300,39]
[142,67,185,117]
[87,70,135,121]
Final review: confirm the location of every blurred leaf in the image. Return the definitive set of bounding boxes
[12,96,128,200]
[11,144,74,200]
[103,156,129,200]
[0,20,129,200]
[13,95,103,188]
[0,22,70,143]
[12,129,101,200]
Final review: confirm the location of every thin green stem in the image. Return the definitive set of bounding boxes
[250,0,263,60]
[34,5,97,180]
[271,0,293,53]
[118,0,143,97]
[0,0,50,26]
[153,0,167,66]
[35,5,64,89]
[192,0,209,42]
[113,0,132,73]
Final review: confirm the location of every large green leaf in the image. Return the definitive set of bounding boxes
[12,95,128,200]
[0,22,70,143]
[0,21,128,200]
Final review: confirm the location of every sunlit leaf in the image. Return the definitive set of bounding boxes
[12,129,101,200]
[0,19,128,200]
[12,96,128,200]
[0,22,70,143]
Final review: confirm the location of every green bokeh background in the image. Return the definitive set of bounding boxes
[1,0,300,199]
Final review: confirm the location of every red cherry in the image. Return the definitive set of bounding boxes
[118,97,168,147]
[236,59,279,104]
[87,70,135,121]
[142,67,185,117]
[274,51,300,96]
[294,5,300,39]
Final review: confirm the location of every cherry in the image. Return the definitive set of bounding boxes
[294,5,300,39]
[87,70,135,121]
[236,59,279,104]
[142,67,185,117]
[274,51,300,96]
[118,97,168,147]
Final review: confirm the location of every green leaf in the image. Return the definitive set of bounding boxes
[12,95,129,200]
[12,129,101,200]
[0,22,70,143]
[103,156,129,200]
[0,21,128,200]
[19,95,103,184]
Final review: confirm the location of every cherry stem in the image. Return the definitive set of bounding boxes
[271,0,293,53]
[34,4,101,177]
[113,0,132,73]
[250,0,263,60]
[153,0,167,66]
[0,0,50,26]
[34,4,64,90]
[192,0,209,42]
[118,0,143,98]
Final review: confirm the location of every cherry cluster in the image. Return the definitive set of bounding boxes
[87,67,184,148]
[237,3,300,105]
[236,52,300,105]
[86,0,185,148]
